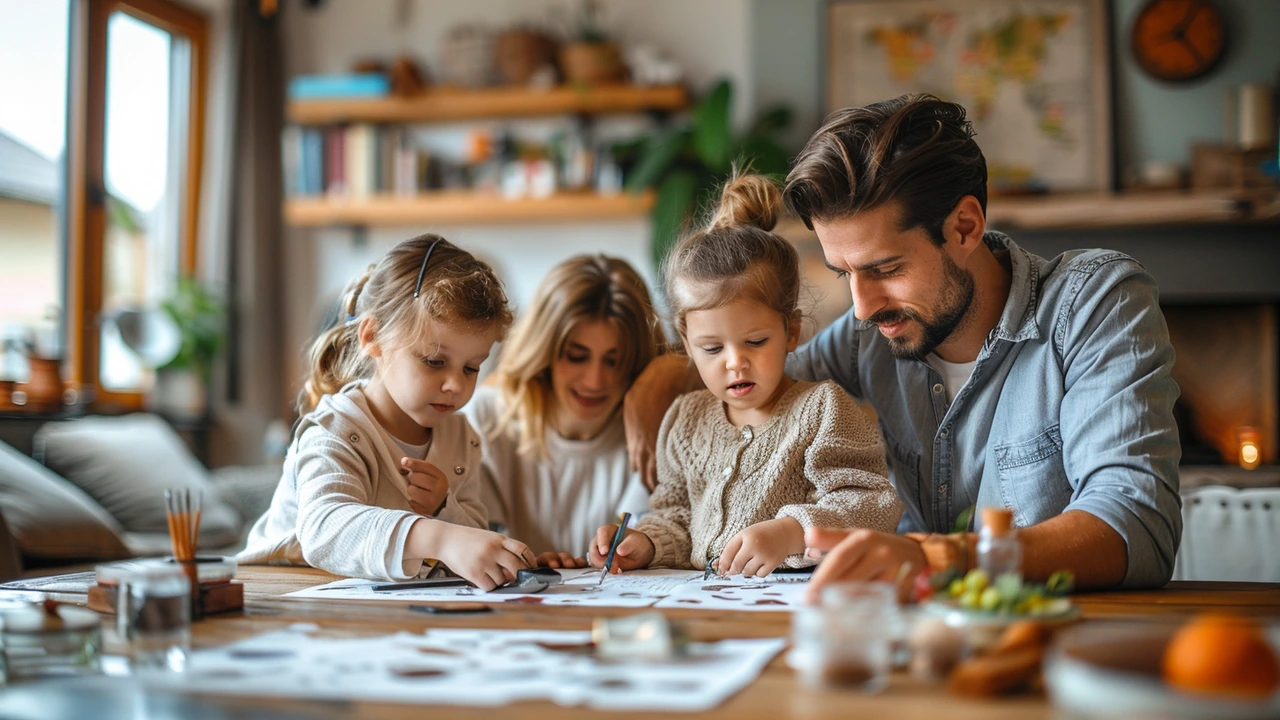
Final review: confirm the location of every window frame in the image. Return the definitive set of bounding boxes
[67,0,207,410]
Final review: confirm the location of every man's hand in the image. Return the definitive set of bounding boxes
[587,524,656,573]
[536,551,587,569]
[624,354,694,491]
[401,457,448,516]
[717,518,805,578]
[804,527,927,603]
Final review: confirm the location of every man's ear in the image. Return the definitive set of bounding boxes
[943,195,986,260]
[786,310,803,352]
[357,316,381,357]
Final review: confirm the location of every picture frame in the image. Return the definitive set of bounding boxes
[825,0,1113,194]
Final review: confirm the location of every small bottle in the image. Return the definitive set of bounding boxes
[977,507,1021,582]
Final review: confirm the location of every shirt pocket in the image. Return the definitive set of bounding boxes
[994,424,1071,527]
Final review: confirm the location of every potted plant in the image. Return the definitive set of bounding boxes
[620,79,794,268]
[152,278,225,418]
[558,0,624,85]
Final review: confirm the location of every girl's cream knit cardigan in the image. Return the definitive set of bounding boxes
[638,380,903,570]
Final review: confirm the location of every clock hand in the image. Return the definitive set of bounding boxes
[1174,0,1202,35]
[1156,0,1202,43]
[1179,35,1207,66]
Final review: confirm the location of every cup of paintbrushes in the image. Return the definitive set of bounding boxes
[164,489,203,621]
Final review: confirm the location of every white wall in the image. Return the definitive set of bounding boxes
[278,0,758,396]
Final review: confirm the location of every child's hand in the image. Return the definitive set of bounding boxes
[587,525,655,573]
[430,524,536,592]
[717,517,805,578]
[536,551,587,569]
[401,457,448,516]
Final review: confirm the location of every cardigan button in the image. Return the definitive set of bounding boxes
[454,466,465,475]
[741,426,753,440]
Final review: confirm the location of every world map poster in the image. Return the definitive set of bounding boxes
[827,0,1111,193]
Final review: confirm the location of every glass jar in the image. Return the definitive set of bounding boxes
[790,581,897,692]
[115,562,191,673]
[1,603,102,682]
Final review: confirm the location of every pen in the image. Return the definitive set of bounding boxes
[598,511,632,586]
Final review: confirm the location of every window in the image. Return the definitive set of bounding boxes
[0,0,207,410]
[0,0,71,383]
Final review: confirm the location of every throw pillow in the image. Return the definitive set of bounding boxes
[35,414,242,547]
[0,440,132,561]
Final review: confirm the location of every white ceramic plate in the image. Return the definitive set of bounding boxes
[1044,621,1280,719]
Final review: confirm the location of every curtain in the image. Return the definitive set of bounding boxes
[209,0,285,466]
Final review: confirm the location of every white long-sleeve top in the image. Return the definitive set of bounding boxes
[237,382,488,581]
[463,386,649,557]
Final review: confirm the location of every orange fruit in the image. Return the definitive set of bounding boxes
[1162,614,1280,699]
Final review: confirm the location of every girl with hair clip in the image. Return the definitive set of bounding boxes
[239,234,537,589]
[449,255,663,567]
[588,175,904,578]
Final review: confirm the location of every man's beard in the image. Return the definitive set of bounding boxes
[868,253,976,361]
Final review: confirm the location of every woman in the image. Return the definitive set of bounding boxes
[459,255,664,566]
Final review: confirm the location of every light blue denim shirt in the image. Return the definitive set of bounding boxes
[787,232,1182,588]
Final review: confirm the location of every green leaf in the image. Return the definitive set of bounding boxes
[737,137,791,179]
[691,80,733,173]
[952,506,976,534]
[650,169,700,269]
[748,105,793,139]
[625,127,691,194]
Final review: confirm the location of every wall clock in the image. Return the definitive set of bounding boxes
[1131,0,1227,83]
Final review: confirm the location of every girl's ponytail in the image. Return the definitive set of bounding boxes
[299,267,375,414]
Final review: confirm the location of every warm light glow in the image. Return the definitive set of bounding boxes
[1237,426,1262,470]
[1240,443,1260,469]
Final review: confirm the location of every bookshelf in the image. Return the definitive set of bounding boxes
[284,84,688,227]
[285,191,656,227]
[286,84,689,125]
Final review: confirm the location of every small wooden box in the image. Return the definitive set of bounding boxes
[1191,143,1277,191]
[87,580,244,616]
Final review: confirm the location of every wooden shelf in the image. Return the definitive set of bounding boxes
[287,84,689,125]
[985,190,1276,230]
[284,191,656,227]
[777,191,1277,239]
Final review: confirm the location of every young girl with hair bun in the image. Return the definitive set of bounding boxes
[589,175,903,578]
[454,254,663,566]
[239,234,536,589]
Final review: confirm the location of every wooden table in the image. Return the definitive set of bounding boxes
[3,568,1279,720]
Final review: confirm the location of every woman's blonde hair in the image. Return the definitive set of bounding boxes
[490,255,663,456]
[663,173,801,341]
[300,234,513,413]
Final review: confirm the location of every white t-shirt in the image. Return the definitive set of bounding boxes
[462,385,649,557]
[925,353,977,405]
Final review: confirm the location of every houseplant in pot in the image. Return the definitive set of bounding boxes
[621,79,794,269]
[152,278,225,419]
[559,0,624,85]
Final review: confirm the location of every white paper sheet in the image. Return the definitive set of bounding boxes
[149,624,785,711]
[286,568,701,607]
[287,569,814,611]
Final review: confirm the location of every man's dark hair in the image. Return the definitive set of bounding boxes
[783,94,987,246]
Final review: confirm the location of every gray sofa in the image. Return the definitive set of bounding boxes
[0,413,281,582]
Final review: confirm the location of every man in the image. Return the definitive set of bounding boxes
[627,94,1181,592]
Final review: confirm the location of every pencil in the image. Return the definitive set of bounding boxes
[598,512,632,586]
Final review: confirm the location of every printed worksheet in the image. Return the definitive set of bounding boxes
[654,575,813,612]
[148,624,785,711]
[286,568,704,608]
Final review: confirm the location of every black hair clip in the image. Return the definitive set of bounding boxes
[413,238,445,298]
